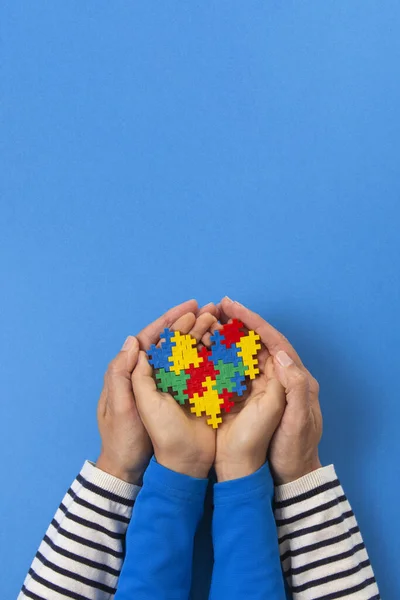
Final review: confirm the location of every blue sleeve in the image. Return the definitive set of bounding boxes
[210,463,286,600]
[115,457,208,600]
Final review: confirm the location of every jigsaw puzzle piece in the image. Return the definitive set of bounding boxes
[168,331,203,375]
[219,319,246,348]
[190,377,224,429]
[219,388,234,413]
[236,331,261,379]
[155,368,190,405]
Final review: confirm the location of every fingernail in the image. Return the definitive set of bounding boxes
[224,296,233,302]
[122,336,135,351]
[234,300,244,307]
[276,350,294,367]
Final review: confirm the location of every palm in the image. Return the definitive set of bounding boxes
[144,387,216,465]
[216,347,284,457]
[131,311,220,477]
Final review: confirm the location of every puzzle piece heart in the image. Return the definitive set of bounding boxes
[147,320,261,429]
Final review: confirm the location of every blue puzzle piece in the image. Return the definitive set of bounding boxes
[159,328,176,353]
[148,344,172,370]
[147,328,177,371]
[209,337,241,367]
[230,371,247,396]
[210,330,225,345]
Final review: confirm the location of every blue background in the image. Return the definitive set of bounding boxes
[1,2,399,598]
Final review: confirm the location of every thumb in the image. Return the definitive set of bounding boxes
[108,336,140,380]
[131,351,158,411]
[99,336,140,416]
[273,350,310,419]
[256,358,286,442]
[120,335,141,372]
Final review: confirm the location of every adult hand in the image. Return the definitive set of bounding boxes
[219,297,323,485]
[96,300,220,484]
[131,312,219,479]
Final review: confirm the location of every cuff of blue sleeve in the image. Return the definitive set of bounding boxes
[144,456,209,503]
[213,462,273,505]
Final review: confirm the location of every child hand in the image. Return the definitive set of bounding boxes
[219,297,323,484]
[131,312,218,479]
[214,331,287,482]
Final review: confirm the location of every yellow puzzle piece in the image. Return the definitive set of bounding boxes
[236,331,262,379]
[168,331,204,375]
[189,376,224,429]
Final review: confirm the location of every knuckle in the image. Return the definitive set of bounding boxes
[107,358,121,377]
[291,369,309,392]
[310,376,320,394]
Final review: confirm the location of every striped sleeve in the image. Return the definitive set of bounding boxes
[274,465,380,600]
[18,461,140,600]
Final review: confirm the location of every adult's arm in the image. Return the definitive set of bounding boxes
[275,466,380,599]
[114,457,208,600]
[19,461,140,600]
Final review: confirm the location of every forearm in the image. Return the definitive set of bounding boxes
[210,463,286,600]
[115,457,208,600]
[275,465,380,599]
[19,461,139,600]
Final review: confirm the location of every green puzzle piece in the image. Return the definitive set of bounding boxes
[155,368,190,405]
[214,359,246,394]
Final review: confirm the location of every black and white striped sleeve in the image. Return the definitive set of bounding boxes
[18,461,140,600]
[274,465,380,600]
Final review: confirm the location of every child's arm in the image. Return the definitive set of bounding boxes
[18,460,139,600]
[210,351,288,599]
[210,462,286,600]
[275,465,380,599]
[115,312,218,599]
[115,457,208,599]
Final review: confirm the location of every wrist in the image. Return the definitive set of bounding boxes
[272,457,323,485]
[155,453,212,479]
[215,456,265,482]
[96,452,148,485]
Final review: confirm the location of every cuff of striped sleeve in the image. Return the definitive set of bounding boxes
[274,465,337,502]
[84,461,141,501]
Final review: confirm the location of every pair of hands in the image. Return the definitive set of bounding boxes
[97,298,322,485]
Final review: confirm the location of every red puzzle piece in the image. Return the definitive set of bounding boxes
[220,319,246,348]
[220,388,234,413]
[184,347,219,398]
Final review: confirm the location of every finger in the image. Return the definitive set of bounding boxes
[131,351,159,414]
[216,302,230,324]
[220,297,304,367]
[264,354,278,380]
[106,336,140,381]
[249,355,278,394]
[189,312,218,343]
[136,299,198,350]
[241,365,286,444]
[155,313,197,348]
[198,302,220,320]
[170,312,197,335]
[102,336,140,414]
[201,320,223,347]
[273,350,310,419]
[259,377,287,436]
